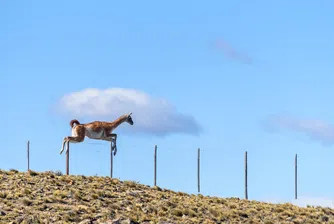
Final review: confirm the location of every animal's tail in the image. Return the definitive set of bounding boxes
[70,119,80,128]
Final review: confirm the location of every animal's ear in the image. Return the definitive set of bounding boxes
[128,112,132,117]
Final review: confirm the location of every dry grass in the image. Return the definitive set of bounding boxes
[1,169,334,223]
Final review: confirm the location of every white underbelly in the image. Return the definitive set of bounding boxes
[85,128,104,139]
[71,128,78,137]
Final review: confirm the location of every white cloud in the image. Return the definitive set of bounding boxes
[56,87,202,136]
[264,114,334,145]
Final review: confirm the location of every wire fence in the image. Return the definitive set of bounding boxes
[3,140,302,201]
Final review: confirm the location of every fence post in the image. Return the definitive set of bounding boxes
[110,142,113,178]
[27,141,30,171]
[295,153,298,200]
[198,148,200,193]
[66,142,69,175]
[245,151,248,200]
[154,145,157,186]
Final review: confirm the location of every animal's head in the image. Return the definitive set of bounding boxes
[126,112,134,125]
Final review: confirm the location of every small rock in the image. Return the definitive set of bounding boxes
[0,210,6,216]
[110,218,121,224]
[322,216,329,222]
[109,218,139,224]
[121,219,139,224]
[127,190,143,197]
[79,219,92,224]
[126,206,132,212]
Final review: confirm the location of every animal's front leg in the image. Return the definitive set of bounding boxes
[107,133,117,156]
[109,135,117,156]
[109,133,117,141]
[113,138,117,156]
[112,134,117,155]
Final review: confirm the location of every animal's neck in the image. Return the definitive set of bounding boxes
[110,114,127,128]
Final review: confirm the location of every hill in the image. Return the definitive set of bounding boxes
[0,169,333,224]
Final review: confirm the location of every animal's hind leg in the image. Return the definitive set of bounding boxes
[60,136,84,154]
[60,137,67,154]
[60,126,85,154]
[66,136,85,144]
[61,135,85,153]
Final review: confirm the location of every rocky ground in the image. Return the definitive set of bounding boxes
[0,169,334,223]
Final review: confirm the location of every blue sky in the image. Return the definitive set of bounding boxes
[2,1,334,207]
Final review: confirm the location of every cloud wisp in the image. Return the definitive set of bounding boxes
[215,38,252,64]
[56,87,202,137]
[265,114,334,145]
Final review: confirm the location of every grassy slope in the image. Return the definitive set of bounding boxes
[0,170,334,224]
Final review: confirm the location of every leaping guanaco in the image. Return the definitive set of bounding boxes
[60,112,134,156]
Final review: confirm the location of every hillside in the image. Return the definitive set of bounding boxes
[0,170,333,224]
